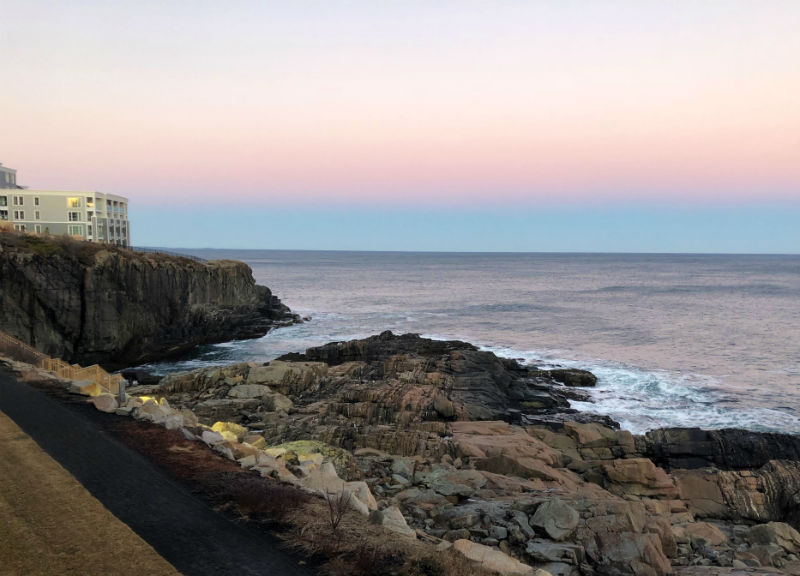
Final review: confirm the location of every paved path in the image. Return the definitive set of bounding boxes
[0,409,181,576]
[0,367,316,576]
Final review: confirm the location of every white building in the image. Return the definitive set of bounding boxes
[0,164,130,247]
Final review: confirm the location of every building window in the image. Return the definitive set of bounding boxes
[14,210,24,220]
[35,225,41,234]
[0,210,8,221]
[34,211,40,220]
[0,196,6,207]
[88,211,93,219]
[13,196,23,206]
[69,225,82,236]
[86,197,94,208]
[88,225,93,236]
[67,197,81,208]
[34,197,40,206]
[68,212,81,222]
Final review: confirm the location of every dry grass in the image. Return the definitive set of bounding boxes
[0,410,180,576]
[282,497,493,576]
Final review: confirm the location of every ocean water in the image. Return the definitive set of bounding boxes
[142,251,800,435]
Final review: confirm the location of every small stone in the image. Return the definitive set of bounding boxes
[490,525,509,540]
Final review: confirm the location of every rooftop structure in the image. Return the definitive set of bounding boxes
[0,164,19,189]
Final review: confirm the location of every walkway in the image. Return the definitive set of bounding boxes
[0,409,180,576]
[0,367,316,576]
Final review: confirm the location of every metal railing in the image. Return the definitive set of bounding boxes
[0,330,122,396]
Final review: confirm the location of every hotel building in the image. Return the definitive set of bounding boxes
[0,163,130,246]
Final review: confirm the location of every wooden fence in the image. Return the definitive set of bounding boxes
[0,330,122,396]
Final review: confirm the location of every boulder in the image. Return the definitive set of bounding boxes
[452,539,534,575]
[211,421,247,442]
[525,540,584,565]
[164,412,184,430]
[589,532,671,576]
[344,481,378,513]
[683,522,728,547]
[380,506,416,538]
[135,400,170,424]
[546,369,597,387]
[531,499,579,541]
[747,522,800,554]
[227,383,271,399]
[180,409,199,428]
[89,394,118,413]
[201,430,225,446]
[602,458,679,499]
[301,461,345,495]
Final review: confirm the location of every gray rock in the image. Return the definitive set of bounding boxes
[228,384,270,399]
[530,499,579,541]
[526,540,584,565]
[491,525,509,540]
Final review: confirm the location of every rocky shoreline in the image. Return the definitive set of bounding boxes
[92,331,800,576]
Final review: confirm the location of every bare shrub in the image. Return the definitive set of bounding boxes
[324,489,351,535]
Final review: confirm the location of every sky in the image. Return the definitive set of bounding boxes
[2,1,799,252]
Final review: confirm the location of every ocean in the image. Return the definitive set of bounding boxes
[141,251,800,435]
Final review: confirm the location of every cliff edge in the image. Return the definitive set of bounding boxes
[0,233,299,369]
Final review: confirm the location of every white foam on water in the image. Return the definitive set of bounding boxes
[476,343,800,435]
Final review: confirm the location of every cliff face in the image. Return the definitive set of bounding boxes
[0,234,298,369]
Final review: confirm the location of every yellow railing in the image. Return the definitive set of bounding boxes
[0,330,122,396]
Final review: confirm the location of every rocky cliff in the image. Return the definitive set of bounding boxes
[0,233,299,369]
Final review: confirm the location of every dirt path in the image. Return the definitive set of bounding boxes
[0,367,316,576]
[0,409,181,576]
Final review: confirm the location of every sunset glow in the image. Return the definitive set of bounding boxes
[2,1,799,249]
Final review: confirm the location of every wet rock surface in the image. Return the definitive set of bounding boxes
[131,332,800,576]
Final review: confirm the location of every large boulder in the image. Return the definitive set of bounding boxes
[531,499,579,541]
[746,522,800,554]
[377,506,416,538]
[89,394,118,413]
[452,539,535,576]
[601,458,679,499]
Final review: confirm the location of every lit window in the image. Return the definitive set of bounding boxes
[86,197,94,208]
[67,197,81,208]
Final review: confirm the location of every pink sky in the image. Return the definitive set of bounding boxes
[2,1,799,207]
